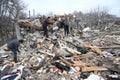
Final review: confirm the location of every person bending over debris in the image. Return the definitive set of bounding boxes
[6,39,24,62]
[42,17,53,38]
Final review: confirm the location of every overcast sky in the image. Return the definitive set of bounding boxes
[23,0,120,17]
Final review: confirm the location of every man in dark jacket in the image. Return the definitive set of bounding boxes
[7,39,24,62]
[63,18,69,36]
[42,17,52,38]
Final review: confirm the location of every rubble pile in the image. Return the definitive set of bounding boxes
[17,19,42,29]
[0,29,120,80]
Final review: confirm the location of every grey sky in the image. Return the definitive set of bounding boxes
[23,0,120,17]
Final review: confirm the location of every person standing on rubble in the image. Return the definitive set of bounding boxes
[63,17,69,36]
[42,17,53,38]
[6,39,24,63]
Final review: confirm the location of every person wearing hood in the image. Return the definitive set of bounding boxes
[7,39,24,62]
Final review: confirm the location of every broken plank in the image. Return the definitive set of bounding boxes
[72,61,86,67]
[39,50,55,57]
[57,39,63,49]
[59,57,73,66]
[66,47,81,55]
[90,46,103,54]
[82,66,107,72]
[99,46,120,49]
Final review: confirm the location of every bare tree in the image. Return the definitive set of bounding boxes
[72,6,117,31]
[19,11,27,19]
[0,0,26,46]
[86,7,109,29]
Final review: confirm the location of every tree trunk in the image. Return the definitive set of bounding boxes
[14,12,22,39]
[14,21,22,39]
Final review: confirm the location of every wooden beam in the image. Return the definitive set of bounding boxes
[82,66,107,72]
[73,61,86,67]
[59,57,72,66]
[99,46,120,49]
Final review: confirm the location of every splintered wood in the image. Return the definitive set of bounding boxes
[82,66,107,72]
[72,61,86,67]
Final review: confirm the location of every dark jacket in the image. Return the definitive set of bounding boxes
[43,19,52,27]
[63,19,69,26]
[7,39,20,52]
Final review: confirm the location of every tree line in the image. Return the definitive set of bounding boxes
[72,7,118,30]
[0,0,26,46]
